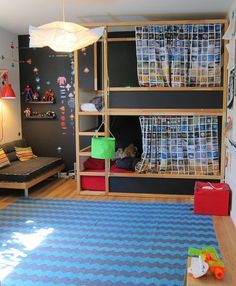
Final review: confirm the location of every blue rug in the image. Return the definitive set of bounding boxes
[0,198,220,286]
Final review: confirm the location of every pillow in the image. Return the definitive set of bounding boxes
[0,148,10,168]
[15,146,37,161]
[115,157,140,171]
[83,157,105,170]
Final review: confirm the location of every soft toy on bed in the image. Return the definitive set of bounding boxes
[116,144,138,159]
[115,144,139,170]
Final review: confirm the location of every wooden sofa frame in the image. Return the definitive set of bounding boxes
[0,164,64,197]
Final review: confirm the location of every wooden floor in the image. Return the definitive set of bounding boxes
[0,177,236,285]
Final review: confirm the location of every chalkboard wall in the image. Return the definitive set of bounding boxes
[18,35,76,170]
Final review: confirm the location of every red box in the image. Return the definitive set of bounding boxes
[194,181,230,216]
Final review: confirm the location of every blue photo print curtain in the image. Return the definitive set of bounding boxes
[137,116,219,176]
[135,24,222,87]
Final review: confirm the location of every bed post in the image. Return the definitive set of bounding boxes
[24,188,29,197]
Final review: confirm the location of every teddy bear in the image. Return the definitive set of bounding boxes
[115,144,139,171]
[117,144,138,159]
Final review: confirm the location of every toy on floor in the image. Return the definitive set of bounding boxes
[188,246,226,280]
[188,255,209,278]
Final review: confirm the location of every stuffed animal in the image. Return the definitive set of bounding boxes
[115,144,139,171]
[118,144,138,159]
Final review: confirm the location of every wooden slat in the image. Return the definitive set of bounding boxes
[220,21,229,181]
[78,111,102,115]
[79,190,106,195]
[82,19,227,27]
[103,27,110,195]
[79,131,105,136]
[109,87,224,92]
[108,108,224,116]
[78,151,91,156]
[94,43,98,90]
[109,172,223,180]
[108,37,135,42]
[79,171,105,176]
[79,145,91,156]
[80,145,91,152]
[74,50,81,191]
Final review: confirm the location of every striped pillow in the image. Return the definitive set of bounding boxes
[15,146,37,161]
[0,148,10,168]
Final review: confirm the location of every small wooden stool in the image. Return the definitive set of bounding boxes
[184,257,232,286]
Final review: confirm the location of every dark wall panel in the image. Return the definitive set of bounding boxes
[110,91,223,109]
[19,35,76,170]
[110,178,220,195]
[78,45,95,89]
[108,41,139,87]
[110,116,142,152]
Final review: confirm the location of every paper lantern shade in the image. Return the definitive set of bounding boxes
[29,21,104,52]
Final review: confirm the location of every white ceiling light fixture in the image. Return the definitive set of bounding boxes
[29,0,104,52]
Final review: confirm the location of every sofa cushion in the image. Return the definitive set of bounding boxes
[0,148,10,169]
[0,157,63,182]
[0,139,27,162]
[15,146,37,161]
[7,151,18,162]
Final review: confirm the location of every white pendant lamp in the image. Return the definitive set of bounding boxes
[29,1,104,52]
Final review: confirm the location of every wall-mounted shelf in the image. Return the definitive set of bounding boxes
[78,111,103,116]
[25,115,56,119]
[25,101,55,104]
[79,131,105,136]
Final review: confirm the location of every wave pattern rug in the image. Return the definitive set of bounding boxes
[0,198,220,286]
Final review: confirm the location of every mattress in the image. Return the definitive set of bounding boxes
[0,157,63,182]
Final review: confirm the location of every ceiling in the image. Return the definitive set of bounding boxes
[0,0,233,35]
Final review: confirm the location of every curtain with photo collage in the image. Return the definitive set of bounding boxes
[136,116,219,176]
[135,24,222,87]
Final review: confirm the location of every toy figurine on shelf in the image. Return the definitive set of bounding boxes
[24,107,31,118]
[32,91,40,101]
[23,85,34,102]
[32,111,39,117]
[42,89,55,102]
[46,110,56,118]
